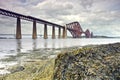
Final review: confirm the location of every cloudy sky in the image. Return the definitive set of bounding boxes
[0,0,120,37]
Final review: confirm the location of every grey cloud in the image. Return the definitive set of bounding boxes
[38,1,73,15]
[107,0,120,11]
[30,0,74,23]
[80,0,94,9]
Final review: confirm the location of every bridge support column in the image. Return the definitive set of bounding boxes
[44,24,48,39]
[62,26,67,38]
[16,17,21,39]
[52,26,55,39]
[58,27,61,38]
[32,20,37,39]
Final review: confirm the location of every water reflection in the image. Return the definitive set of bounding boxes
[16,39,38,52]
[44,39,48,48]
[14,38,120,53]
[16,39,22,52]
[32,39,37,50]
[52,40,55,48]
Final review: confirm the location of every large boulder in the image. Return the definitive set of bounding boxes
[53,43,120,80]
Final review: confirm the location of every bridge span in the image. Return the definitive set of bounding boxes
[66,22,93,38]
[0,8,92,39]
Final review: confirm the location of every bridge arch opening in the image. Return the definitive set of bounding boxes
[0,15,16,39]
[37,24,44,38]
[67,30,72,38]
[81,33,86,38]
[21,20,32,38]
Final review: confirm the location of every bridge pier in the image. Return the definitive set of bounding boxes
[44,24,48,39]
[62,26,67,38]
[1,8,90,39]
[58,27,61,38]
[52,26,55,39]
[16,17,21,39]
[32,20,37,39]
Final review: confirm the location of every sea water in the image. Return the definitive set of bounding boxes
[0,38,120,74]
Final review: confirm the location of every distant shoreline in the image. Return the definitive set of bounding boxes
[0,36,120,39]
[0,34,120,39]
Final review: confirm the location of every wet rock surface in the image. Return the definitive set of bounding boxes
[9,66,25,73]
[53,43,120,80]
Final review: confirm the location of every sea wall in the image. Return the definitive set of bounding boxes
[53,43,120,80]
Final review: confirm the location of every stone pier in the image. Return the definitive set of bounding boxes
[44,24,48,39]
[15,18,67,39]
[32,20,37,39]
[16,17,21,39]
[62,26,67,38]
[58,27,61,38]
[52,25,55,39]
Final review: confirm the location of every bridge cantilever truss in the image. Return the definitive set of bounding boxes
[66,22,92,38]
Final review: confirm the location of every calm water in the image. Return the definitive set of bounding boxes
[0,38,120,74]
[0,38,120,59]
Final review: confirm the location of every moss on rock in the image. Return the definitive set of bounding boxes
[53,43,120,80]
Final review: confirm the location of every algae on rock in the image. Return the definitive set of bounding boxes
[53,43,120,80]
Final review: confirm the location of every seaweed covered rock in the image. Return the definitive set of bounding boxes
[53,43,120,80]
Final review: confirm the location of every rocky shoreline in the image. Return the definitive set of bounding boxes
[0,43,120,80]
[53,43,120,80]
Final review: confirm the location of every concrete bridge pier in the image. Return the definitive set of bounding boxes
[62,26,67,38]
[16,17,22,39]
[44,24,48,39]
[32,20,37,39]
[58,27,61,38]
[52,26,55,39]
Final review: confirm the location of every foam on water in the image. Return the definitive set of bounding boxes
[0,61,18,75]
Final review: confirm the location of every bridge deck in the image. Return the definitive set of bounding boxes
[0,8,64,28]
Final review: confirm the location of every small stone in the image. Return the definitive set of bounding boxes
[10,66,25,73]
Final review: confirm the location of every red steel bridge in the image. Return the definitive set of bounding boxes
[0,8,92,39]
[66,22,93,38]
